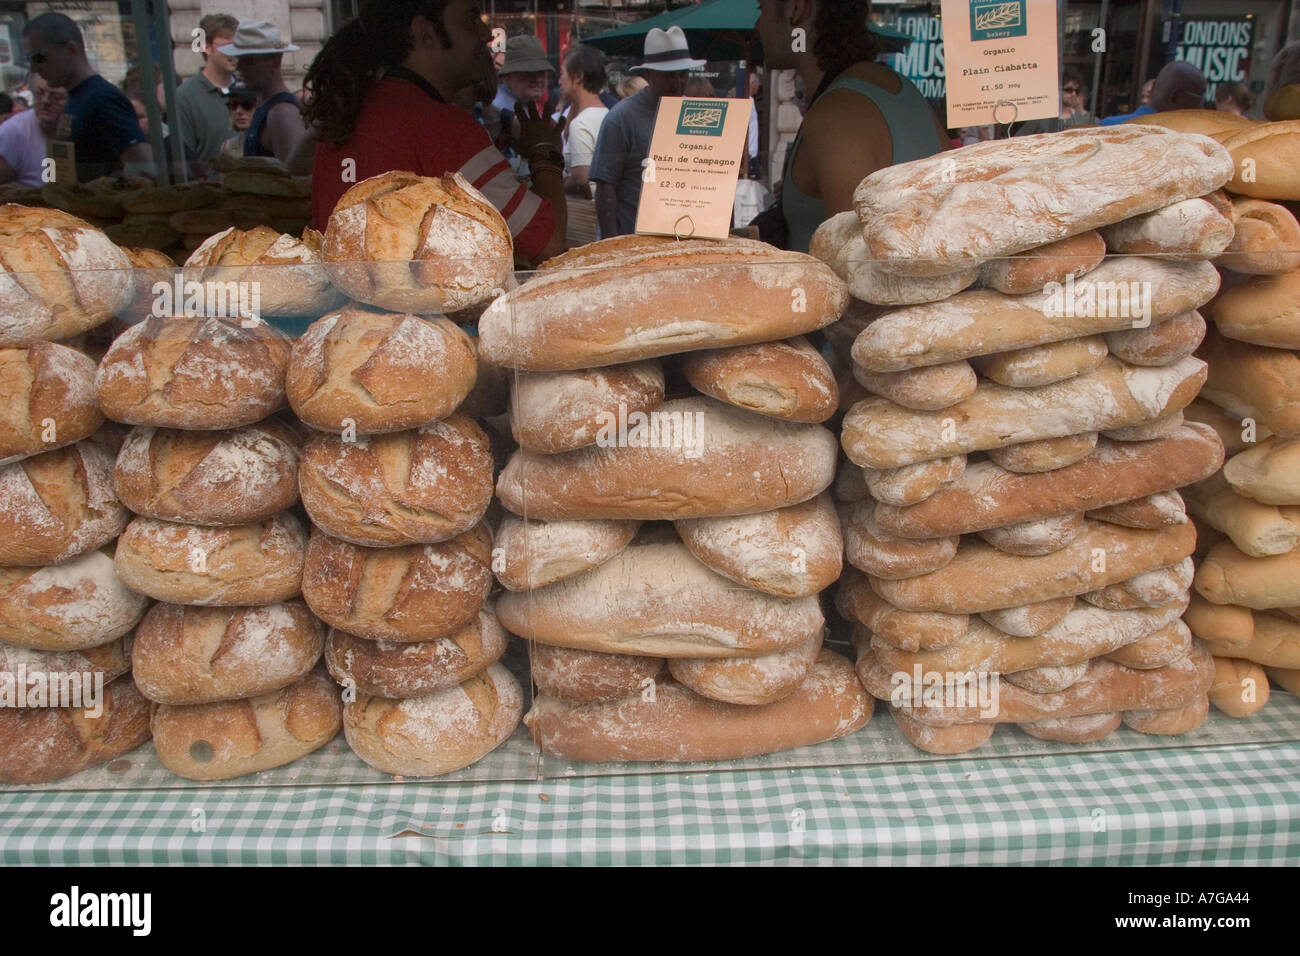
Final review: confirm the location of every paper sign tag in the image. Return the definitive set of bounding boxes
[635,96,752,240]
[940,0,1060,128]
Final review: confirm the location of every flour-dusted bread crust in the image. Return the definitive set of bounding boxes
[1104,310,1206,366]
[0,441,127,565]
[322,171,512,314]
[1100,198,1234,260]
[1210,268,1300,348]
[669,631,823,706]
[0,550,149,651]
[972,336,1109,388]
[979,231,1106,295]
[0,636,133,691]
[496,541,824,658]
[835,568,968,650]
[1215,199,1300,275]
[841,500,957,579]
[493,515,639,592]
[529,643,665,703]
[861,455,966,506]
[343,662,521,776]
[0,204,134,346]
[1004,661,1090,693]
[183,225,346,317]
[1090,490,1187,530]
[131,601,323,705]
[1020,711,1123,743]
[977,512,1085,556]
[985,434,1099,473]
[682,336,838,422]
[298,414,493,547]
[496,397,838,520]
[511,361,664,454]
[0,343,102,464]
[855,126,1233,275]
[478,235,848,370]
[854,359,976,411]
[978,596,1078,636]
[95,315,291,429]
[1105,620,1193,669]
[286,307,477,434]
[112,421,299,526]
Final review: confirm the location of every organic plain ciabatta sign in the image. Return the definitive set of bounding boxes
[635,96,752,240]
[1174,16,1254,102]
[940,0,1060,128]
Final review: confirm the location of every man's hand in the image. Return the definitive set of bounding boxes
[510,99,564,161]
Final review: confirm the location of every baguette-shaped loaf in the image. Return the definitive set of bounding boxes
[681,336,838,422]
[873,519,1197,613]
[872,425,1223,537]
[479,236,848,370]
[979,231,1106,295]
[525,649,871,762]
[1198,328,1300,437]
[1183,397,1262,456]
[1089,490,1187,529]
[1105,410,1186,442]
[1264,665,1300,696]
[0,343,103,465]
[1219,120,1300,199]
[1100,198,1234,259]
[843,356,1207,469]
[1216,199,1300,275]
[530,643,664,703]
[1104,310,1206,366]
[972,336,1108,388]
[493,515,639,591]
[1185,472,1300,556]
[835,568,967,651]
[1203,613,1300,668]
[986,433,1099,473]
[979,596,1077,636]
[1223,436,1300,505]
[669,632,822,706]
[510,361,664,454]
[861,455,966,506]
[852,258,1219,372]
[841,500,957,579]
[0,550,149,651]
[854,360,977,411]
[1210,269,1300,348]
[496,541,823,658]
[496,397,838,519]
[1195,541,1300,609]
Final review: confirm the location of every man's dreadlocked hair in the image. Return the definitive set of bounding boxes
[304,0,453,147]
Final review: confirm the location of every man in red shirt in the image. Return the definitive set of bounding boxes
[306,0,564,264]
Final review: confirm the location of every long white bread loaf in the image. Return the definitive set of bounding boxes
[1223,436,1300,505]
[1195,541,1300,609]
[1184,592,1254,648]
[855,126,1233,275]
[851,258,1218,372]
[1203,613,1300,669]
[842,356,1207,469]
[1211,268,1300,348]
[495,541,824,657]
[1198,328,1300,438]
[1184,472,1300,556]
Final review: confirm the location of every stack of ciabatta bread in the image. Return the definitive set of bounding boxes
[815,125,1235,754]
[477,235,872,762]
[293,171,523,777]
[0,204,154,783]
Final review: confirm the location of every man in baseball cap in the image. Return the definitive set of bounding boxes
[219,20,306,165]
[590,26,705,237]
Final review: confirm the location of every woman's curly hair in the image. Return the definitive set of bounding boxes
[811,0,881,81]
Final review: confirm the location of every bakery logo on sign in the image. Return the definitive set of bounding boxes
[49,886,151,936]
[890,666,1000,718]
[151,276,262,326]
[969,0,1027,41]
[594,403,706,459]
[1041,275,1152,327]
[676,99,728,137]
[0,666,102,717]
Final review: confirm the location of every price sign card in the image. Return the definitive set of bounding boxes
[940,0,1059,128]
[635,96,752,240]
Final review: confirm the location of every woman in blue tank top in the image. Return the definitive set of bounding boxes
[756,0,950,253]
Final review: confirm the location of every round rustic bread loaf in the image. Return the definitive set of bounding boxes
[324,605,508,698]
[0,343,103,464]
[114,512,307,606]
[119,246,180,323]
[112,420,300,526]
[131,601,323,705]
[183,225,346,317]
[493,514,640,591]
[301,524,493,641]
[0,549,149,651]
[0,440,128,565]
[0,633,133,690]
[343,662,522,777]
[510,361,665,454]
[529,642,665,703]
[286,306,477,434]
[322,171,512,314]
[95,315,292,429]
[298,413,493,546]
[0,204,134,346]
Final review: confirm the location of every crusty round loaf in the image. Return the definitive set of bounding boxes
[0,550,149,651]
[0,675,151,784]
[301,524,493,641]
[114,513,306,607]
[183,226,346,317]
[675,493,842,598]
[151,664,342,781]
[0,634,133,690]
[530,643,665,703]
[322,171,512,314]
[119,246,180,323]
[132,601,323,705]
[343,662,522,776]
[286,307,477,434]
[95,315,291,429]
[325,606,507,699]
[494,514,639,591]
[0,440,127,565]
[680,336,838,422]
[112,421,300,526]
[298,413,493,547]
[0,343,103,464]
[0,204,134,346]
[510,361,665,454]
[668,631,822,706]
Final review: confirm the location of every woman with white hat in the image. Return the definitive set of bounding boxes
[218,19,308,165]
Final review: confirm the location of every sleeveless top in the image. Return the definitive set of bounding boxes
[245,91,301,159]
[782,72,945,254]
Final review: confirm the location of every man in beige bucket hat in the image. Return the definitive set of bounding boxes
[219,20,306,165]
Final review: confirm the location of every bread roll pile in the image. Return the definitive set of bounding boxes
[0,205,152,783]
[817,125,1235,753]
[480,236,873,762]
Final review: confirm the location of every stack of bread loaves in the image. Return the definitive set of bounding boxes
[295,170,522,778]
[815,125,1236,754]
[478,235,873,763]
[0,204,154,783]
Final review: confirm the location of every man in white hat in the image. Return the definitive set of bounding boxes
[219,20,307,166]
[590,25,704,238]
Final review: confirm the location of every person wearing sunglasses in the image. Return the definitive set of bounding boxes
[217,86,257,158]
[21,11,155,182]
[1059,70,1095,128]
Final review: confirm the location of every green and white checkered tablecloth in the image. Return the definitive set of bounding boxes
[1,739,1297,864]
